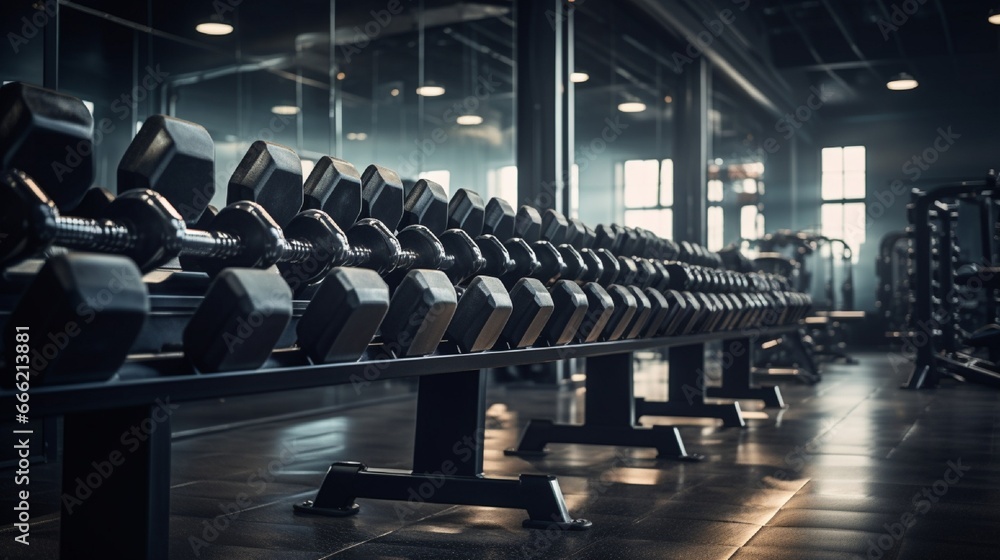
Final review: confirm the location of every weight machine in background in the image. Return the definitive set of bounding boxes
[904,172,1000,389]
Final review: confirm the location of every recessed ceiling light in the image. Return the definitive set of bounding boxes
[195,21,233,36]
[570,72,589,83]
[886,72,918,91]
[271,105,300,115]
[617,101,646,113]
[416,85,446,97]
[989,9,1000,24]
[456,115,483,125]
[336,72,346,80]
[346,132,367,141]
[390,88,400,97]
[663,95,673,104]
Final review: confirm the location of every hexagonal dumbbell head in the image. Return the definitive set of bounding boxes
[514,206,542,243]
[400,178,448,234]
[380,269,457,357]
[0,82,94,211]
[104,189,191,272]
[631,228,652,257]
[576,282,614,343]
[302,156,363,229]
[72,187,116,219]
[191,204,219,230]
[641,289,672,337]
[622,286,652,339]
[538,280,589,346]
[447,276,514,352]
[498,278,554,349]
[228,141,302,228]
[593,224,616,252]
[483,197,515,240]
[1,253,148,387]
[360,164,404,230]
[119,115,215,224]
[541,209,569,245]
[565,218,588,250]
[277,210,349,289]
[475,235,513,278]
[345,218,402,275]
[601,285,637,341]
[438,229,485,285]
[297,267,390,363]
[449,188,486,236]
[186,202,286,277]
[620,227,641,256]
[0,170,60,267]
[183,268,293,373]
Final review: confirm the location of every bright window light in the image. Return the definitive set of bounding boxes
[490,165,518,206]
[707,206,724,251]
[624,159,659,208]
[301,159,315,180]
[708,180,724,202]
[419,170,451,194]
[624,208,672,239]
[741,205,758,241]
[659,159,674,207]
[821,145,866,262]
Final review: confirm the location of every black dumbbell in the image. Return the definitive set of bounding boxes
[466,196,595,346]
[0,253,148,387]
[0,170,393,283]
[398,182,565,350]
[0,82,96,211]
[119,114,216,225]
[581,221,684,338]
[388,179,514,353]
[443,192,556,349]
[324,167,461,358]
[543,212,659,340]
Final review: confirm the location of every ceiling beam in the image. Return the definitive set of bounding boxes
[780,3,856,97]
[818,0,881,81]
[778,53,1000,72]
[626,0,810,120]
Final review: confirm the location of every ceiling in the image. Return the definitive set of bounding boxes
[754,0,1000,115]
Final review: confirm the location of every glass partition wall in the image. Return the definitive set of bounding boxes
[709,71,770,251]
[0,0,784,249]
[8,0,516,209]
[572,1,683,236]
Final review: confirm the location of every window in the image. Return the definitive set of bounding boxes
[623,158,673,239]
[418,170,451,195]
[488,166,518,206]
[487,165,578,217]
[821,146,866,262]
[300,159,316,180]
[741,205,761,241]
[707,206,724,251]
[706,178,725,251]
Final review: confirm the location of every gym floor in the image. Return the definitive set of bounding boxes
[6,352,1000,559]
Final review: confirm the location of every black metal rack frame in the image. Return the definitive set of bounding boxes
[904,180,997,388]
[0,325,797,560]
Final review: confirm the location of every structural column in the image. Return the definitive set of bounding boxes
[516,0,568,212]
[673,57,709,244]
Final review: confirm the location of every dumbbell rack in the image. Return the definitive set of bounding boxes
[0,324,795,560]
[904,179,998,388]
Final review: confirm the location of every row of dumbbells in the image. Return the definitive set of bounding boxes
[0,82,809,387]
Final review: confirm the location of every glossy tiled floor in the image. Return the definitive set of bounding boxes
[5,351,1000,559]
